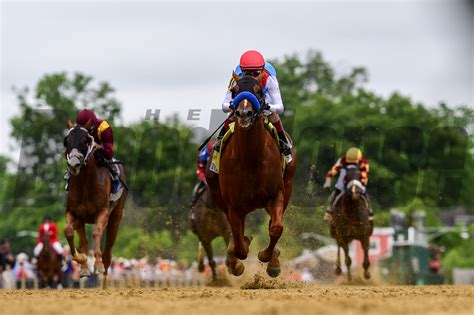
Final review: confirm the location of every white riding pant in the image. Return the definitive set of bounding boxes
[34,241,64,256]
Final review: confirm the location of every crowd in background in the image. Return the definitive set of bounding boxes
[0,239,214,289]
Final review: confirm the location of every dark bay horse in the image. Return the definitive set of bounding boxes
[37,234,62,288]
[189,187,232,282]
[330,166,373,281]
[206,72,296,278]
[63,122,127,288]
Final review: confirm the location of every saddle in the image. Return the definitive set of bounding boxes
[210,117,287,174]
[94,153,125,203]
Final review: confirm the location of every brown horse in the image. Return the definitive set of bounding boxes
[330,166,373,281]
[189,187,232,282]
[206,72,296,278]
[37,234,62,288]
[63,122,127,288]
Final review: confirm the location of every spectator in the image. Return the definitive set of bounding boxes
[0,239,16,289]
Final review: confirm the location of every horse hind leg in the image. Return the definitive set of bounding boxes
[201,241,217,282]
[258,195,284,278]
[92,208,110,277]
[102,207,123,289]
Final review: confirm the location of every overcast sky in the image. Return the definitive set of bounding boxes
[1,0,473,158]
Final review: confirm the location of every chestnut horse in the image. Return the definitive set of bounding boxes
[206,72,296,278]
[189,187,232,282]
[37,233,62,288]
[63,122,127,288]
[330,166,373,281]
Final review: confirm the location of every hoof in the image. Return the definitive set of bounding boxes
[231,260,245,277]
[266,265,281,278]
[198,263,205,273]
[94,264,105,275]
[364,270,371,280]
[79,269,90,278]
[73,252,87,264]
[335,266,342,275]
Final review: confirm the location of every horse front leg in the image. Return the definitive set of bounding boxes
[226,210,248,276]
[335,245,342,275]
[342,242,352,282]
[76,223,90,278]
[92,208,110,275]
[64,212,88,268]
[361,237,371,279]
[258,192,284,278]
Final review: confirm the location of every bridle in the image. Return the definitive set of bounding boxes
[65,125,96,167]
[231,75,266,124]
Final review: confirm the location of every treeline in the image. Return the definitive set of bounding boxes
[0,51,472,264]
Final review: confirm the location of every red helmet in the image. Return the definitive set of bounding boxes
[76,109,98,126]
[239,50,265,72]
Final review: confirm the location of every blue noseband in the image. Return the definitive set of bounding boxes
[231,91,261,111]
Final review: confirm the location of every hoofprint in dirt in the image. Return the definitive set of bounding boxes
[1,285,472,315]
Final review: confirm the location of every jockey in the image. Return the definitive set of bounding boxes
[33,215,64,257]
[64,109,121,194]
[190,139,215,206]
[214,50,293,163]
[323,147,373,221]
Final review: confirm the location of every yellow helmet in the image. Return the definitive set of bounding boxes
[345,147,363,163]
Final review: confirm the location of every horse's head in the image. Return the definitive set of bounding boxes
[41,232,51,245]
[345,165,364,201]
[64,120,95,176]
[230,71,266,129]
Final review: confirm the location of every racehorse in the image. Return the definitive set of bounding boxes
[37,233,62,288]
[330,165,373,281]
[63,121,127,288]
[189,187,232,282]
[206,72,296,278]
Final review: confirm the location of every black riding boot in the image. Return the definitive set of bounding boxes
[110,164,121,194]
[277,130,293,163]
[190,181,206,207]
[64,171,71,191]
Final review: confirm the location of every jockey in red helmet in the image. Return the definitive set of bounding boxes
[64,109,121,195]
[213,50,292,163]
[190,139,215,206]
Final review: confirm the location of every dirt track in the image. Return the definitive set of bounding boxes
[1,283,473,315]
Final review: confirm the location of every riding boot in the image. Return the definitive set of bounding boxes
[213,125,229,153]
[190,181,206,207]
[324,189,339,221]
[63,171,71,191]
[277,130,293,163]
[365,194,374,221]
[110,164,121,194]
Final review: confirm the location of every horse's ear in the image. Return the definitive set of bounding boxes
[256,71,266,85]
[232,71,240,82]
[66,119,73,129]
[83,119,92,130]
